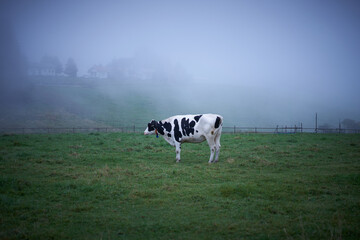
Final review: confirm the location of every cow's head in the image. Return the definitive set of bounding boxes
[144,120,158,136]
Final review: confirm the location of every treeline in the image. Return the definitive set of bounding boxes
[341,119,360,129]
[319,119,360,131]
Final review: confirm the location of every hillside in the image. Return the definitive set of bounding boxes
[0,78,171,128]
[1,77,248,129]
[1,76,352,129]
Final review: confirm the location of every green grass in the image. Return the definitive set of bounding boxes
[1,133,360,239]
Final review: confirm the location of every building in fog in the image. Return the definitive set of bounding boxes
[107,58,155,81]
[28,62,56,76]
[87,64,109,79]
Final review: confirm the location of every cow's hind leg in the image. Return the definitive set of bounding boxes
[214,145,221,163]
[206,136,216,163]
[209,145,216,164]
[214,130,222,163]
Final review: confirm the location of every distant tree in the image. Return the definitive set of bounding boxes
[41,55,63,75]
[64,58,78,77]
[342,119,360,129]
[0,18,31,104]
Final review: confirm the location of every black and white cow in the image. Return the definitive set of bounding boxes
[144,114,223,163]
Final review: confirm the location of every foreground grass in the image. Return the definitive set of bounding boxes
[0,133,359,239]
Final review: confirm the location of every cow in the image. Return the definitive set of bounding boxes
[144,114,223,163]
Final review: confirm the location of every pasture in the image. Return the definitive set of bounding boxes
[1,133,359,239]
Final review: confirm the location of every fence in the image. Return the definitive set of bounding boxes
[0,127,138,135]
[0,125,359,134]
[223,126,360,134]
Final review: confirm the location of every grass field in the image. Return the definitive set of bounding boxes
[1,133,359,239]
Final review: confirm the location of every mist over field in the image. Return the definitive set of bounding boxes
[1,0,360,129]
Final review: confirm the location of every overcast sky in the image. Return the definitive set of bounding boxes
[1,0,360,125]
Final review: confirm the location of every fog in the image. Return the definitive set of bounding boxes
[1,0,360,128]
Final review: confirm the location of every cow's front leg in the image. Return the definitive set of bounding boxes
[175,143,181,163]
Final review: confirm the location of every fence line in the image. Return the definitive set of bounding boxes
[223,126,360,134]
[0,126,359,134]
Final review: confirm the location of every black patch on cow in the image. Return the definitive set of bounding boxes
[181,118,196,136]
[174,119,182,142]
[155,121,165,135]
[167,133,171,137]
[196,130,198,133]
[148,122,155,131]
[215,116,221,129]
[194,115,202,122]
[163,121,172,132]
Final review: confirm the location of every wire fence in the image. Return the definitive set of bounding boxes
[0,125,359,135]
[223,126,360,134]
